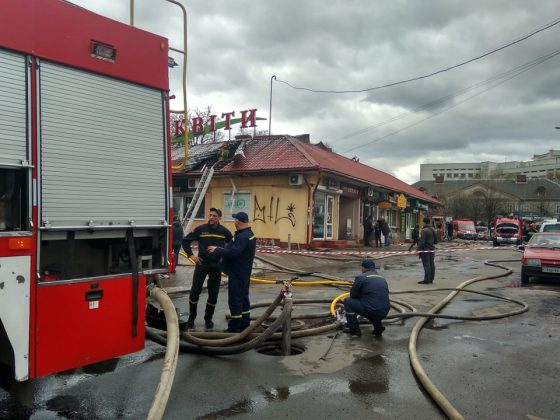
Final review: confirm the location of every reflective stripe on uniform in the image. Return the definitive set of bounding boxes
[249,235,255,240]
[189,299,198,304]
[241,310,251,315]
[199,234,227,239]
[366,274,383,278]
[230,314,242,319]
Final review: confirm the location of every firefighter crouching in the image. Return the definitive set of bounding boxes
[208,211,257,333]
[342,259,390,337]
[181,208,233,330]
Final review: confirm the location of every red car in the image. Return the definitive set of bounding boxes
[520,233,560,284]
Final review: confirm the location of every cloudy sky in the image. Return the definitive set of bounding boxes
[72,1,560,184]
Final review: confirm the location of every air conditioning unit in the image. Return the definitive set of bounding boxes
[188,178,200,189]
[289,174,303,186]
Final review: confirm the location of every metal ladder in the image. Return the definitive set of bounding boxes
[181,163,215,234]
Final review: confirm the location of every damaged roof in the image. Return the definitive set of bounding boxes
[172,135,440,205]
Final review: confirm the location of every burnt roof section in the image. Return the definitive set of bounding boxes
[173,135,440,204]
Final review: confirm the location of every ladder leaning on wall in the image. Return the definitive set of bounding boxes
[181,162,216,234]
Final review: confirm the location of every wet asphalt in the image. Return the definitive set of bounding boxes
[1,241,560,419]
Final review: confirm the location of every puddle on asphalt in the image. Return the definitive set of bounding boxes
[443,255,467,262]
[199,354,390,418]
[46,395,83,418]
[198,399,255,419]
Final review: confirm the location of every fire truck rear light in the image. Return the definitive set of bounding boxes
[9,237,32,250]
[90,41,117,62]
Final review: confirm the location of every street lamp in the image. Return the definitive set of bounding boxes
[269,75,276,137]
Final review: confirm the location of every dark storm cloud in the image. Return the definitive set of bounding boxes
[71,0,560,182]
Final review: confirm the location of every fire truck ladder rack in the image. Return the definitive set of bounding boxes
[181,163,216,234]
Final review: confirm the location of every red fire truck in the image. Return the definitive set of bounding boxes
[0,0,172,381]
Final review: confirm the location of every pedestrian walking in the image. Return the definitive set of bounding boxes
[208,211,257,333]
[447,221,453,241]
[182,208,233,330]
[417,217,437,284]
[380,218,391,247]
[374,221,382,247]
[363,215,373,246]
[408,224,419,251]
[341,259,391,337]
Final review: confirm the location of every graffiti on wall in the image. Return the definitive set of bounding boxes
[253,195,296,227]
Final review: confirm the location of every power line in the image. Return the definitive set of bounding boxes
[339,48,560,154]
[275,17,560,94]
[336,48,560,143]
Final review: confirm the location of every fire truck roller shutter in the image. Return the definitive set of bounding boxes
[39,61,167,229]
[0,49,28,167]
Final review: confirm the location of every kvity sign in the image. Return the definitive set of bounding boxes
[173,109,259,136]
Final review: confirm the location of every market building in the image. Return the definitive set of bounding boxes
[172,135,441,247]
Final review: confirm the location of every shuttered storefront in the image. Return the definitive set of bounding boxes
[0,49,27,167]
[39,61,167,228]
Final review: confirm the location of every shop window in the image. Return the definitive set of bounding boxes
[185,195,205,220]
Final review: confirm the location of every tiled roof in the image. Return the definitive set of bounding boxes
[176,135,440,204]
[292,139,438,203]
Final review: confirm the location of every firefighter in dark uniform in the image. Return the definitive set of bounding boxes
[182,207,232,330]
[208,211,256,333]
[342,259,390,337]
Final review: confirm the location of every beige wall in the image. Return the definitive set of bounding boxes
[205,174,314,244]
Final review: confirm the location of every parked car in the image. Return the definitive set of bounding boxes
[539,219,560,233]
[452,220,477,240]
[493,217,523,246]
[520,232,560,284]
[476,226,489,240]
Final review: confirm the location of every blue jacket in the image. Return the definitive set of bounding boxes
[350,269,390,315]
[212,227,256,279]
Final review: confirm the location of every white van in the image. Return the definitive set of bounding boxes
[539,219,560,233]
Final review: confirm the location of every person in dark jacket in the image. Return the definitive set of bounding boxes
[342,259,390,337]
[374,221,382,247]
[363,215,373,246]
[182,208,232,330]
[380,217,391,247]
[171,216,184,273]
[417,217,437,284]
[208,211,256,333]
[408,224,419,251]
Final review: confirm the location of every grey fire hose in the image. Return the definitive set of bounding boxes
[179,291,284,347]
[148,298,293,355]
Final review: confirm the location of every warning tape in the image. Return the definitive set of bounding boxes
[255,245,519,257]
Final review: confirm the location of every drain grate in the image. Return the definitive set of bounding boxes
[254,343,306,356]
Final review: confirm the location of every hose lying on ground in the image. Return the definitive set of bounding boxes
[157,251,526,420]
[148,298,294,355]
[146,286,179,420]
[407,258,519,420]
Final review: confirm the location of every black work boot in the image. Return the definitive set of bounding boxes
[342,314,362,336]
[372,326,386,336]
[204,303,215,330]
[342,325,362,336]
[186,316,196,330]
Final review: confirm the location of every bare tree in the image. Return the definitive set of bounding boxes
[171,106,225,146]
[443,193,471,219]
